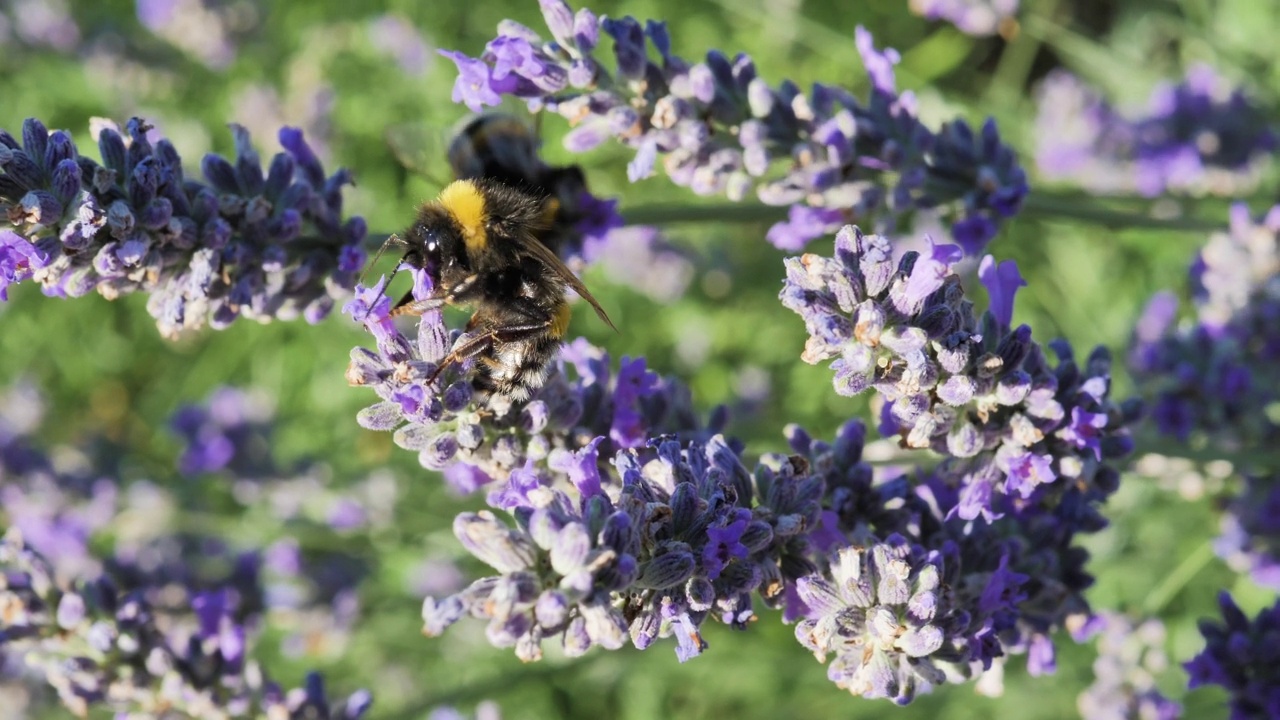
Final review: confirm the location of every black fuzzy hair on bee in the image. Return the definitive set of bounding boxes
[386,177,616,402]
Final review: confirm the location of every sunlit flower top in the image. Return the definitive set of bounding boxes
[438,1,1027,255]
[0,117,366,336]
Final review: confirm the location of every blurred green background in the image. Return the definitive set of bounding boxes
[4,0,1280,717]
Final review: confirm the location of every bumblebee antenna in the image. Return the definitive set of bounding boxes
[358,233,406,322]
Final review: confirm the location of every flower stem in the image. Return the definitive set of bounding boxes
[362,189,1226,253]
[1020,191,1225,232]
[1142,539,1216,615]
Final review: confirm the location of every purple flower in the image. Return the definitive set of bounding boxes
[0,229,48,300]
[978,255,1026,328]
[1185,592,1280,719]
[1,116,365,336]
[1002,451,1055,498]
[1078,612,1182,720]
[438,8,1025,256]
[765,206,844,251]
[910,0,1019,36]
[1059,407,1107,460]
[610,356,660,448]
[438,50,513,112]
[1130,203,1280,448]
[1036,66,1274,197]
[702,509,751,581]
[855,25,900,94]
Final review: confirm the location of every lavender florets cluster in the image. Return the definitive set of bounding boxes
[0,529,372,720]
[0,116,366,336]
[1,382,378,717]
[907,0,1018,36]
[344,271,713,494]
[1075,612,1182,720]
[1036,67,1276,197]
[438,2,1027,255]
[345,257,1129,701]
[1185,592,1280,720]
[781,225,1136,523]
[1130,203,1280,449]
[1130,204,1280,591]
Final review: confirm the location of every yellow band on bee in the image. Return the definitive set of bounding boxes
[549,301,572,338]
[438,180,488,253]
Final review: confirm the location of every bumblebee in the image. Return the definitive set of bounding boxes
[447,113,602,264]
[387,177,616,402]
[390,112,595,260]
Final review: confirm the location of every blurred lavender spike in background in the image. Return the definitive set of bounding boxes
[436,3,1027,255]
[1035,67,1275,197]
[908,0,1020,37]
[1075,612,1182,720]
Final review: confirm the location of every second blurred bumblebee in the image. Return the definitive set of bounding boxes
[445,113,594,259]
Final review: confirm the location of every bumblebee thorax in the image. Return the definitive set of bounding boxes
[437,180,488,255]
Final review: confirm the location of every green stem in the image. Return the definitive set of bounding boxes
[984,0,1061,108]
[1142,539,1216,614]
[362,190,1223,252]
[1020,191,1225,232]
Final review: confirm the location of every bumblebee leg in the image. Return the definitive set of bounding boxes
[390,295,445,317]
[424,331,496,386]
[390,274,481,317]
[424,315,554,386]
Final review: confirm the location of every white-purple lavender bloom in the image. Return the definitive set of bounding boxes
[170,386,276,476]
[1214,472,1280,590]
[136,0,240,70]
[0,117,366,337]
[1076,612,1182,720]
[0,529,372,720]
[1036,67,1276,197]
[908,0,1019,36]
[781,225,1136,521]
[437,2,1027,255]
[1130,203,1280,447]
[1184,592,1280,720]
[345,268,716,489]
[0,381,118,584]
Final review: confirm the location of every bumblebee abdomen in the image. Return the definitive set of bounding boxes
[473,335,560,403]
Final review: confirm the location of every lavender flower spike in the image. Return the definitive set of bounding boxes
[909,0,1020,37]
[1130,203,1280,448]
[1036,67,1275,197]
[0,117,366,336]
[1184,592,1280,719]
[1076,612,1182,720]
[781,225,1135,521]
[439,5,1027,255]
[0,529,373,720]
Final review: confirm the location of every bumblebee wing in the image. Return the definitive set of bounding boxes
[516,233,619,333]
[385,123,449,187]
